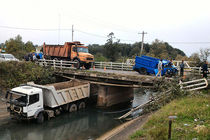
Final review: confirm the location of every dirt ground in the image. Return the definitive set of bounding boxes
[0,94,10,125]
[97,113,151,140]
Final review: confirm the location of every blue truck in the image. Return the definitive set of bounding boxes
[133,55,178,76]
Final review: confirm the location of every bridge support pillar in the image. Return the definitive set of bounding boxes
[97,85,134,107]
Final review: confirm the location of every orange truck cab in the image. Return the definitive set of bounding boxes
[43,41,94,69]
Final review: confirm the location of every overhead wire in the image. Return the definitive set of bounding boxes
[0,25,210,45]
[0,25,71,31]
[0,25,137,42]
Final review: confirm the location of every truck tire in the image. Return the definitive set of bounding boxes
[139,68,147,75]
[73,59,80,69]
[78,101,86,110]
[55,109,61,116]
[63,104,69,112]
[84,63,91,70]
[37,112,44,123]
[69,104,77,112]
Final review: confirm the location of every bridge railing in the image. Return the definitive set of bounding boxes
[36,59,209,74]
[36,59,76,69]
[94,62,133,71]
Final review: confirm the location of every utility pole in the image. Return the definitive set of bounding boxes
[72,25,74,42]
[138,31,147,56]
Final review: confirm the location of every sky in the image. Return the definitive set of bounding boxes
[0,0,210,57]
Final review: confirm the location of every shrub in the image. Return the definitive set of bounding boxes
[0,61,55,91]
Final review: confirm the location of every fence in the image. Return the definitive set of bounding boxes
[94,62,133,71]
[179,78,208,91]
[36,59,209,75]
[36,59,76,69]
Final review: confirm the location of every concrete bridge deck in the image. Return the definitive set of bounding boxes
[56,68,159,88]
[55,69,161,107]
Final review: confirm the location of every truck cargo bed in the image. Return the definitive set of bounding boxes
[27,80,90,108]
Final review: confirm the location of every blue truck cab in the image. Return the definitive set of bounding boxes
[133,55,177,76]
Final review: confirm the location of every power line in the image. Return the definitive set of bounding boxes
[1,25,210,44]
[0,25,72,31]
[167,42,210,44]
[0,25,137,42]
[75,29,107,38]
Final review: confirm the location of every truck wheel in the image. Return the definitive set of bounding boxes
[37,112,44,123]
[139,68,147,75]
[73,59,80,69]
[55,109,61,116]
[84,63,91,70]
[78,101,86,110]
[63,104,69,112]
[69,104,77,112]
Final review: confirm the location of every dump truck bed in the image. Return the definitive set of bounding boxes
[27,80,90,108]
[43,44,71,58]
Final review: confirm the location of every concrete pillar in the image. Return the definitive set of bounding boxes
[97,85,134,107]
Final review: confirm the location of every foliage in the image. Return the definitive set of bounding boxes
[199,48,210,61]
[5,35,36,60]
[104,32,120,62]
[0,61,56,90]
[188,48,210,67]
[89,34,186,62]
[130,95,210,140]
[94,53,108,62]
[189,53,202,66]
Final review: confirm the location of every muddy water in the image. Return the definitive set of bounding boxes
[0,90,153,140]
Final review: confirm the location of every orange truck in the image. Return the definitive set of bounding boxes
[43,41,94,69]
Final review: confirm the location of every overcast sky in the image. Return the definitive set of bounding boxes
[0,0,210,56]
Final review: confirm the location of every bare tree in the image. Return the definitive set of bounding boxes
[199,48,210,61]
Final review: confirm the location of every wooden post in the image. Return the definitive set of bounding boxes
[60,60,62,70]
[168,120,172,140]
[199,67,201,75]
[44,59,47,66]
[53,59,55,69]
[100,62,102,69]
[111,62,112,70]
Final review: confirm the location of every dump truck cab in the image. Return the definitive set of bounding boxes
[6,86,43,120]
[70,42,94,69]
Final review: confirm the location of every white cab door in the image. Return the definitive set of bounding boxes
[27,93,43,117]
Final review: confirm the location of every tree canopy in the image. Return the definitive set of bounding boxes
[5,35,36,59]
[89,33,186,62]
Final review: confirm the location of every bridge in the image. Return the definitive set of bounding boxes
[36,59,209,107]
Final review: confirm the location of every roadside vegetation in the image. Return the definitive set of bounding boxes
[130,90,210,140]
[0,35,36,60]
[0,61,56,91]
[88,32,186,62]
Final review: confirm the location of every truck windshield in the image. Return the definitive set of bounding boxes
[10,92,28,106]
[77,47,88,53]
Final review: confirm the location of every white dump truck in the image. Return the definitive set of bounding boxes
[5,80,90,123]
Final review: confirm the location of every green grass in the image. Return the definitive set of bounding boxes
[130,94,210,140]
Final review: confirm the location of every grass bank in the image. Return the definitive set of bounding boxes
[130,92,210,140]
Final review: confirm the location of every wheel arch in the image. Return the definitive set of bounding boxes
[73,57,80,62]
[34,108,44,119]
